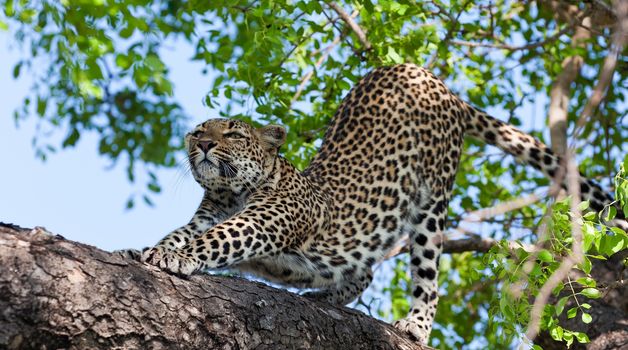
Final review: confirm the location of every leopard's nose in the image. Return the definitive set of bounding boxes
[197,140,216,153]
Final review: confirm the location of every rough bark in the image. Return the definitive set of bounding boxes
[2,222,625,350]
[0,223,428,350]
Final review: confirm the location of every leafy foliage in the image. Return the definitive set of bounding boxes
[2,0,626,348]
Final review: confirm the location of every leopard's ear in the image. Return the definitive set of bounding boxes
[258,125,286,152]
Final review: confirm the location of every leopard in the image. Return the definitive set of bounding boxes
[123,63,624,344]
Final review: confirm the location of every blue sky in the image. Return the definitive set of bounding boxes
[0,33,215,251]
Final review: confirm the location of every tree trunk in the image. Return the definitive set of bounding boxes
[0,223,428,350]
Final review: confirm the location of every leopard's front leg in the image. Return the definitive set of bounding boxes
[119,194,231,262]
[142,206,290,276]
[141,217,222,270]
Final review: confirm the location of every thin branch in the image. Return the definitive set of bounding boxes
[382,233,537,262]
[288,8,358,109]
[458,192,544,225]
[592,0,615,14]
[289,35,342,109]
[450,24,572,52]
[426,0,472,70]
[548,11,592,156]
[326,2,371,50]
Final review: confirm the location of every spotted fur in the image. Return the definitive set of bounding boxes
[136,64,624,343]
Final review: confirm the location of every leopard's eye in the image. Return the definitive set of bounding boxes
[190,130,204,138]
[224,131,245,139]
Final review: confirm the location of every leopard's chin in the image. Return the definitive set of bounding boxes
[190,159,218,181]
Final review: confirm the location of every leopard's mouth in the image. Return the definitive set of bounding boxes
[192,157,238,179]
[192,158,217,174]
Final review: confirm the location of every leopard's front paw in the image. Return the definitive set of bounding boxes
[393,318,430,344]
[141,246,199,276]
[113,248,144,261]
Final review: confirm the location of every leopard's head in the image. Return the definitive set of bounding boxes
[185,119,286,194]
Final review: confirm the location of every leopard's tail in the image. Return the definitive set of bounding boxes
[463,103,626,227]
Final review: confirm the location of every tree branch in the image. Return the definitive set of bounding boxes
[326,2,371,51]
[573,0,628,140]
[449,24,572,52]
[290,33,344,108]
[0,223,429,350]
[546,6,591,155]
[382,233,537,261]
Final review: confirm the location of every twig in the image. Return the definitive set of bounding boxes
[459,192,544,224]
[326,2,371,50]
[288,8,358,109]
[450,24,572,52]
[591,0,615,16]
[426,0,472,69]
[289,35,342,108]
[381,234,537,262]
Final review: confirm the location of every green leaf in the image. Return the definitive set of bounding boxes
[574,331,590,343]
[576,277,596,287]
[142,194,154,207]
[499,296,514,319]
[115,54,132,69]
[145,54,165,72]
[549,325,564,341]
[581,312,592,324]
[147,183,161,193]
[62,128,80,148]
[567,307,578,319]
[604,206,617,222]
[583,211,596,221]
[564,331,574,348]
[581,257,592,274]
[36,97,47,116]
[12,61,22,78]
[386,47,403,64]
[580,288,601,299]
[538,249,554,263]
[583,221,597,252]
[555,296,568,316]
[599,230,628,255]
